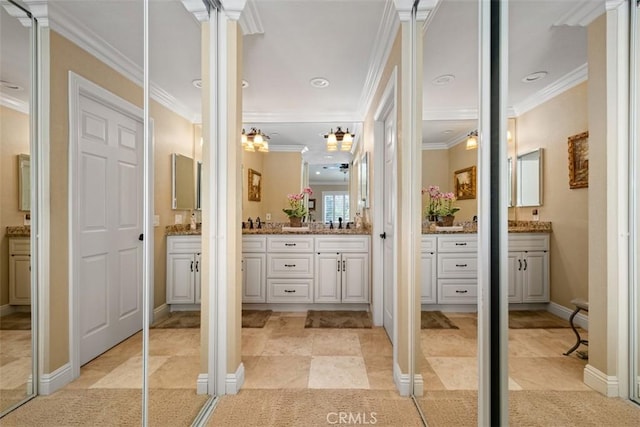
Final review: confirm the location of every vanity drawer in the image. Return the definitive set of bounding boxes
[167,235,202,253]
[267,279,313,303]
[242,236,267,252]
[437,254,477,278]
[437,235,477,252]
[421,236,436,252]
[267,236,314,253]
[267,254,314,277]
[508,234,549,252]
[9,238,30,254]
[315,236,370,253]
[438,279,477,304]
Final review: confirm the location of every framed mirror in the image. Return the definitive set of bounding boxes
[507,157,513,207]
[18,154,30,211]
[516,148,543,207]
[171,153,196,210]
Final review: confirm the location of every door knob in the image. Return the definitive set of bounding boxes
[138,234,144,241]
[379,232,386,239]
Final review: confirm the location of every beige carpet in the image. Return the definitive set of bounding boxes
[0,389,208,426]
[509,310,569,329]
[0,312,31,330]
[207,389,422,426]
[421,311,459,329]
[418,390,640,426]
[304,310,372,329]
[242,309,273,328]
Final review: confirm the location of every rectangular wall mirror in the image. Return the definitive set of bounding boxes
[18,154,30,211]
[507,157,513,207]
[171,153,195,210]
[516,148,543,207]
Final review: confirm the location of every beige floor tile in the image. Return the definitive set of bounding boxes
[508,357,590,391]
[242,332,268,356]
[420,331,477,357]
[0,357,31,389]
[90,356,168,389]
[427,357,479,390]
[65,355,132,389]
[418,357,447,391]
[149,329,200,356]
[149,356,200,389]
[308,356,370,389]
[363,355,395,390]
[243,356,311,389]
[358,330,392,357]
[262,334,314,356]
[102,333,143,359]
[311,330,362,356]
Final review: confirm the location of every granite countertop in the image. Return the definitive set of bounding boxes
[422,220,551,234]
[6,225,30,237]
[165,224,202,236]
[166,223,372,236]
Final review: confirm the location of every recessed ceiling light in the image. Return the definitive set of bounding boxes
[0,80,23,91]
[432,74,455,85]
[443,130,453,134]
[324,155,334,159]
[242,79,249,89]
[521,71,548,83]
[310,77,330,88]
[270,132,279,137]
[192,79,202,89]
[316,171,321,175]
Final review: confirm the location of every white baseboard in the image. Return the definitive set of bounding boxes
[0,304,16,317]
[40,363,72,395]
[584,364,619,396]
[413,373,424,396]
[197,373,208,395]
[169,304,201,312]
[548,301,588,330]
[393,362,421,397]
[153,303,170,322]
[242,303,369,312]
[225,362,245,395]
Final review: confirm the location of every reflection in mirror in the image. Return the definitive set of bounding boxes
[516,148,543,207]
[507,157,513,207]
[18,154,30,211]
[0,0,35,416]
[308,162,351,224]
[171,153,196,210]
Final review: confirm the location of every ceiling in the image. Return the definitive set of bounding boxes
[1,0,605,181]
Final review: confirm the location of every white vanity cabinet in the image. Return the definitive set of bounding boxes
[314,236,370,303]
[266,236,314,303]
[9,238,30,305]
[166,235,201,305]
[420,236,437,304]
[436,235,478,304]
[242,236,267,303]
[508,234,550,303]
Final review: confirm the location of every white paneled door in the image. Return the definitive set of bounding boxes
[382,108,396,343]
[77,93,143,365]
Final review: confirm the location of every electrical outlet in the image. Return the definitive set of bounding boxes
[153,215,160,226]
[266,213,272,221]
[174,214,183,224]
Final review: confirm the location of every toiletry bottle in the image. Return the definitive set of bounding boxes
[190,212,197,230]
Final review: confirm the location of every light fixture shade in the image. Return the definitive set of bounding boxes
[241,127,269,152]
[327,140,338,151]
[466,135,477,150]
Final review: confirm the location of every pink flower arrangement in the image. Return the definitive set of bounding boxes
[422,185,459,217]
[283,187,313,218]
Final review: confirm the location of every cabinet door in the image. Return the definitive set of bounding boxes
[342,253,369,303]
[242,253,266,303]
[167,253,196,304]
[194,253,202,304]
[420,252,436,304]
[9,254,31,305]
[522,251,549,302]
[507,252,523,303]
[314,253,341,303]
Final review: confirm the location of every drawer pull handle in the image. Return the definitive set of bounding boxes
[284,243,297,247]
[518,259,522,271]
[284,264,296,268]
[455,242,467,246]
[455,264,468,267]
[191,261,194,272]
[455,290,468,294]
[523,259,528,271]
[284,289,296,293]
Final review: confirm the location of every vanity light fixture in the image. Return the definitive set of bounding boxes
[324,127,354,152]
[465,130,478,150]
[241,127,269,152]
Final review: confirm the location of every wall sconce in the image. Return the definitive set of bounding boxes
[324,127,354,152]
[241,128,269,153]
[465,130,478,150]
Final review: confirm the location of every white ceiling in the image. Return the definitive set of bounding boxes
[1,0,605,182]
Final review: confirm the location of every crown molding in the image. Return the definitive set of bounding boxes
[239,0,263,35]
[23,0,49,27]
[181,0,210,22]
[3,1,33,27]
[422,107,478,121]
[268,145,305,153]
[220,0,246,21]
[421,142,448,150]
[242,111,361,123]
[48,3,200,123]
[512,63,587,117]
[0,93,29,114]
[605,0,626,11]
[553,0,604,27]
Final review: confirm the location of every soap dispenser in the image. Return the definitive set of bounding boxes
[190,212,197,230]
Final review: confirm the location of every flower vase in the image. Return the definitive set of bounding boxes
[437,215,455,227]
[289,216,302,228]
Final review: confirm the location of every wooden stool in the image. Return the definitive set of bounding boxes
[563,298,588,358]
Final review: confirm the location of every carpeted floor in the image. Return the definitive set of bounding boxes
[421,311,459,329]
[150,310,273,329]
[418,390,640,426]
[304,310,372,329]
[508,310,569,329]
[207,389,422,426]
[0,312,31,330]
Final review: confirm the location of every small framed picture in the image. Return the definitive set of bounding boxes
[568,131,588,189]
[454,166,476,200]
[308,198,316,211]
[248,168,261,201]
